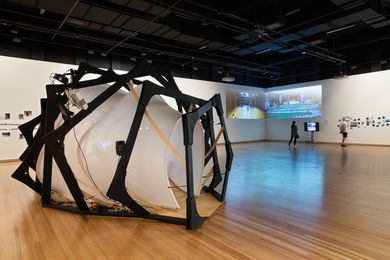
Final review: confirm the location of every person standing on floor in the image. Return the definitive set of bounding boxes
[289,121,299,146]
[339,118,348,147]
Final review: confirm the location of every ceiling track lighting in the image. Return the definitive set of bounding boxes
[255,48,271,55]
[326,24,355,35]
[286,9,301,16]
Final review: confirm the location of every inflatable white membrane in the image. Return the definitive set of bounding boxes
[36,83,205,209]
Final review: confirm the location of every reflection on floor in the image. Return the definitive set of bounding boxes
[2,142,390,259]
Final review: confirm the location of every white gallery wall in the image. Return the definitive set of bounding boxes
[0,55,265,160]
[266,70,390,145]
[3,54,389,160]
[0,56,79,160]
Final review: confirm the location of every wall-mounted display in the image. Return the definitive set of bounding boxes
[304,122,320,132]
[265,85,322,119]
[226,90,265,119]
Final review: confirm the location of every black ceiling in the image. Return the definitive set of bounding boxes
[1,0,390,87]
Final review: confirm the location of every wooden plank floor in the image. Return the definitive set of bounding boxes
[2,142,390,259]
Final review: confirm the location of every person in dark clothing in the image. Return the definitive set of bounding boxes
[289,121,299,146]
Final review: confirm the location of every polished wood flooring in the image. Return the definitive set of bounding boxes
[2,142,390,259]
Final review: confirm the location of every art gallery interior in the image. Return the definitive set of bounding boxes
[1,0,390,258]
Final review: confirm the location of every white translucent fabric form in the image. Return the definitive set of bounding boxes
[36,83,205,209]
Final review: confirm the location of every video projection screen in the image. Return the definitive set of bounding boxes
[265,85,322,119]
[226,90,265,119]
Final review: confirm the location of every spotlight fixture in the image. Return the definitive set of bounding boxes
[334,71,348,80]
[87,50,95,55]
[192,66,198,71]
[12,38,21,43]
[130,57,137,62]
[100,52,107,57]
[141,51,147,56]
[222,73,235,82]
[146,59,152,64]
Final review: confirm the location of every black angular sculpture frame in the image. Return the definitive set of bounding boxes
[12,61,233,230]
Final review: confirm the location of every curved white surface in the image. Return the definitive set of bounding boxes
[36,83,205,209]
[36,84,127,206]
